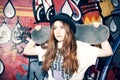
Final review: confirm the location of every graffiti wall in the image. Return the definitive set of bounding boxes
[0,0,120,80]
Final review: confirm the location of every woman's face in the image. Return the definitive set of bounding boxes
[53,21,66,42]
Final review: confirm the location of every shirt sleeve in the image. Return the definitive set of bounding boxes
[86,45,99,66]
[71,41,99,80]
[77,41,99,66]
[34,46,46,61]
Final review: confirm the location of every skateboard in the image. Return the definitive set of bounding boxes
[31,24,109,44]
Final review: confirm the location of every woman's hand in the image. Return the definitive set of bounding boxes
[35,25,42,31]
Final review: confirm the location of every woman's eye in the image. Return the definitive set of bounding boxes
[53,28,56,29]
[53,27,56,29]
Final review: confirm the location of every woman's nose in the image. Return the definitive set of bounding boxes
[56,28,61,34]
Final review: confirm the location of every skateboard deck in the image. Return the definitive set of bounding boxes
[75,24,109,44]
[31,26,50,44]
[31,24,109,44]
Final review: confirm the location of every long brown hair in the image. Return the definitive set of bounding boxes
[42,21,78,75]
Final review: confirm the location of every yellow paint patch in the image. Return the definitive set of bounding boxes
[16,11,34,17]
[83,16,101,24]
[99,0,114,17]
[0,9,34,17]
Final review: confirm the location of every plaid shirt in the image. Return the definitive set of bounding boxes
[51,52,71,80]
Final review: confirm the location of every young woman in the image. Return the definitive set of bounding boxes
[23,13,113,80]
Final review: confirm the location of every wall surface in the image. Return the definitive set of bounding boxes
[0,0,120,80]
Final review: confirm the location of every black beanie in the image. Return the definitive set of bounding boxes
[50,13,76,33]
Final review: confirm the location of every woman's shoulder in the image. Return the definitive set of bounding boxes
[76,40,99,65]
[76,40,91,47]
[76,40,99,53]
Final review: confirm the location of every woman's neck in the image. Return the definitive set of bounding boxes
[57,41,63,49]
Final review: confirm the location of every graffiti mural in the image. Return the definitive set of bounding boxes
[0,0,120,80]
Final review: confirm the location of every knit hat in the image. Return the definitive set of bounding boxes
[50,13,76,33]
